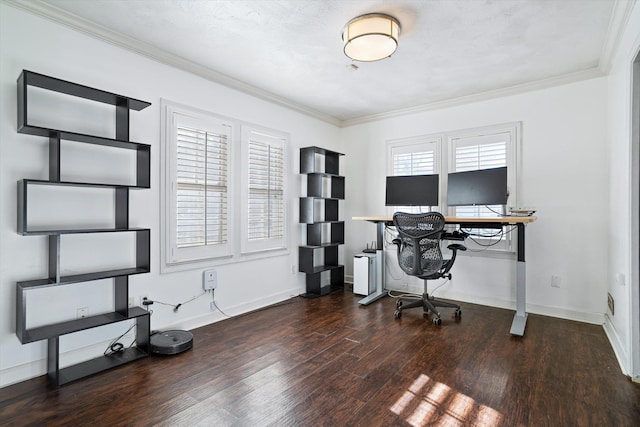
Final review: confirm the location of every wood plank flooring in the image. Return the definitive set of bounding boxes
[1,291,639,426]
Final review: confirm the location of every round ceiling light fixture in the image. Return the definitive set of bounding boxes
[342,13,401,62]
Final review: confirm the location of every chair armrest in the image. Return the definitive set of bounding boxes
[447,243,467,252]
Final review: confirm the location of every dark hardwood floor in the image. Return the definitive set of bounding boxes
[1,290,639,426]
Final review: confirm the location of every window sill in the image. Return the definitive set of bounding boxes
[161,248,290,274]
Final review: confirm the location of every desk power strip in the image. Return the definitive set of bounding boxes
[509,207,536,216]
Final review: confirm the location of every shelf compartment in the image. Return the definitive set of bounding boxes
[305,222,344,246]
[18,70,150,112]
[18,180,150,234]
[301,266,345,298]
[306,174,345,199]
[298,245,340,274]
[53,346,148,387]
[18,131,151,188]
[299,198,340,224]
[300,146,344,175]
[18,306,149,344]
[16,229,150,288]
[47,310,150,387]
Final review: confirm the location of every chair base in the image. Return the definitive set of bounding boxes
[394,293,461,325]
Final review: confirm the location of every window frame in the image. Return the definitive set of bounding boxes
[446,123,520,251]
[161,100,234,268]
[160,99,291,274]
[386,135,442,215]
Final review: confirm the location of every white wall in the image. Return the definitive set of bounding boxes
[605,2,640,379]
[0,4,341,387]
[342,77,609,323]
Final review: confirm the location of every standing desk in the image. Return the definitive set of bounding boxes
[352,215,537,336]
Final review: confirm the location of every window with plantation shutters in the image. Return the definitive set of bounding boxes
[387,137,440,213]
[241,126,287,253]
[163,103,233,266]
[447,124,519,247]
[451,137,508,219]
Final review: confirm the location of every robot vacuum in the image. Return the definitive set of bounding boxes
[150,330,193,355]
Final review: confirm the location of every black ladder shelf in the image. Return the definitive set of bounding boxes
[15,70,151,387]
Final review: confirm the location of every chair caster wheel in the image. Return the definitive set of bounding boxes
[394,310,402,318]
[454,309,462,318]
[396,300,402,308]
[433,317,442,325]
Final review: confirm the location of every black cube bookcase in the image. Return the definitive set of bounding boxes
[299,146,345,297]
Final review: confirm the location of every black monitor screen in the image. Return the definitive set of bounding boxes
[447,167,508,206]
[385,174,439,206]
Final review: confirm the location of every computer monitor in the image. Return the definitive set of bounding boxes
[385,174,439,206]
[447,166,508,206]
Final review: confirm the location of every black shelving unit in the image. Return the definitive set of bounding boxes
[14,70,151,387]
[299,146,345,297]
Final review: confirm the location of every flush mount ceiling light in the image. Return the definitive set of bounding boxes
[342,13,401,62]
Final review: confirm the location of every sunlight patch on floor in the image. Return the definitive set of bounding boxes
[390,374,503,426]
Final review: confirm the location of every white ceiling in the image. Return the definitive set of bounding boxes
[12,0,628,125]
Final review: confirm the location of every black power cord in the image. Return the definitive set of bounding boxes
[104,322,136,356]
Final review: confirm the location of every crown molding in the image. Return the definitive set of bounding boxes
[3,0,623,129]
[2,0,342,127]
[598,0,637,74]
[340,67,605,127]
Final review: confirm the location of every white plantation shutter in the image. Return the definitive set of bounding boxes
[393,150,435,175]
[454,142,507,173]
[176,125,228,247]
[388,139,439,213]
[166,108,232,264]
[248,137,284,240]
[451,134,509,219]
[242,127,287,252]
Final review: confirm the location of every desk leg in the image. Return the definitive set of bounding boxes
[510,223,528,336]
[358,222,387,305]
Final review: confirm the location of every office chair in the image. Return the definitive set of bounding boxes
[392,211,466,325]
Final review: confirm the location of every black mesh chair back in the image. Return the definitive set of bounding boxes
[393,211,446,278]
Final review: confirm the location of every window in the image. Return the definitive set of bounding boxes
[241,126,287,253]
[448,128,517,245]
[450,136,508,219]
[387,136,441,213]
[161,100,290,272]
[162,101,233,266]
[386,122,520,253]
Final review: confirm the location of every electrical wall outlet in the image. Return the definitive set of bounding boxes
[607,293,615,315]
[76,307,88,319]
[551,275,561,288]
[203,269,217,291]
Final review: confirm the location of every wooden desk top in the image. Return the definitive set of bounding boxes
[352,215,537,224]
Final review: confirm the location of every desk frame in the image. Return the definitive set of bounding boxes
[352,216,537,336]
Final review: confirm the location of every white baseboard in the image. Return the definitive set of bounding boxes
[386,286,605,325]
[0,288,301,388]
[161,288,301,332]
[603,314,630,376]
